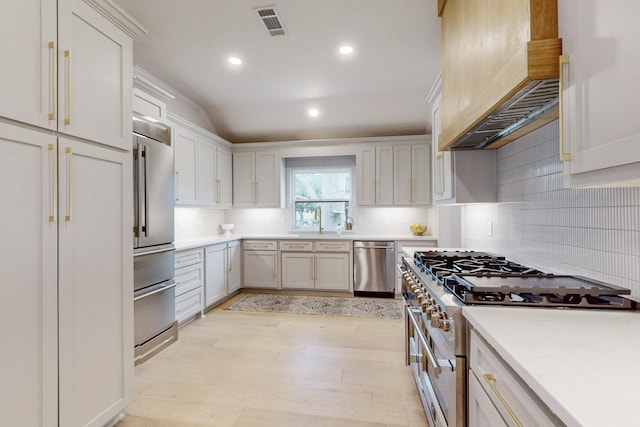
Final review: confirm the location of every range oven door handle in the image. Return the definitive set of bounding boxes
[406,306,442,376]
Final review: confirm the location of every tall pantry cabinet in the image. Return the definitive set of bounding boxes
[0,1,144,426]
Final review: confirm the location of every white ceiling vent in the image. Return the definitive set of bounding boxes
[255,6,287,36]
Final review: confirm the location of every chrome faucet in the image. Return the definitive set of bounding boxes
[314,206,323,234]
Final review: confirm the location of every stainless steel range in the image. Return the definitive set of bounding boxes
[399,250,638,427]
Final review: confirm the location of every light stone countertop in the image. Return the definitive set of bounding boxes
[175,234,438,251]
[463,306,640,427]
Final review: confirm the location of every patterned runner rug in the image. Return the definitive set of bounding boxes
[225,294,403,319]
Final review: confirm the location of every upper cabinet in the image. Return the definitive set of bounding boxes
[171,114,234,207]
[439,0,561,150]
[358,146,394,206]
[558,1,640,187]
[232,151,281,208]
[393,144,431,206]
[0,0,143,151]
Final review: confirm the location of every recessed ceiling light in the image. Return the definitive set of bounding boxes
[228,57,242,65]
[339,45,354,55]
[308,108,319,117]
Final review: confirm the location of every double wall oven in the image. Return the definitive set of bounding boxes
[400,250,637,427]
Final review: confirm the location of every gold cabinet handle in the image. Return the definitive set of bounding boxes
[64,50,71,125]
[65,147,72,221]
[272,253,276,277]
[48,42,57,120]
[48,144,57,222]
[175,171,180,201]
[559,54,571,161]
[227,246,232,272]
[435,153,445,196]
[216,179,221,204]
[310,256,314,280]
[483,374,523,427]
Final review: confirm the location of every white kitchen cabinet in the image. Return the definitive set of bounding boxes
[233,151,280,208]
[468,327,561,427]
[430,92,497,204]
[1,123,58,427]
[216,147,233,208]
[133,88,167,124]
[281,252,315,289]
[558,1,640,187]
[227,241,241,293]
[393,143,431,206]
[174,248,204,325]
[205,244,227,306]
[243,240,279,288]
[1,125,133,427]
[174,125,198,205]
[57,136,133,427]
[0,0,137,150]
[172,116,234,207]
[280,240,351,291]
[358,146,394,206]
[198,140,217,206]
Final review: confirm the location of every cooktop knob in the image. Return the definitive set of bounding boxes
[430,306,441,327]
[439,315,451,332]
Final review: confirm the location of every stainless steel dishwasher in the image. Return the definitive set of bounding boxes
[353,241,395,298]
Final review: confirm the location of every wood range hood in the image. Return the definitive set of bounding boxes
[438,0,562,150]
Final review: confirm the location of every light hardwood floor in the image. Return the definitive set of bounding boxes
[120,294,429,427]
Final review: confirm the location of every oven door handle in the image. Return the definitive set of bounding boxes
[406,306,442,376]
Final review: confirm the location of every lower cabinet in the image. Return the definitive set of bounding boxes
[174,248,204,324]
[280,241,351,291]
[205,240,241,308]
[468,328,561,427]
[243,240,279,288]
[1,122,133,427]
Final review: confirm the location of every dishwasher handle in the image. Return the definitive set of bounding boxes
[353,241,395,250]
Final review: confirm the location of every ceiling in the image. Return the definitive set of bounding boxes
[115,0,442,143]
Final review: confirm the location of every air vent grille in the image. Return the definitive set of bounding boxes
[255,6,286,36]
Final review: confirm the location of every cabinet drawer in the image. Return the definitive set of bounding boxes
[175,262,203,296]
[469,328,560,427]
[315,241,350,252]
[244,240,277,250]
[175,288,202,324]
[175,248,204,268]
[280,241,313,251]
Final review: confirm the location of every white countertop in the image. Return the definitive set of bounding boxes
[175,234,438,251]
[463,306,640,427]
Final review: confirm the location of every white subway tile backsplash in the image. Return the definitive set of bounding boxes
[463,120,640,297]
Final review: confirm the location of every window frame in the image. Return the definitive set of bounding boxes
[288,166,354,232]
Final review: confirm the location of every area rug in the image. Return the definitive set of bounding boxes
[225,294,403,319]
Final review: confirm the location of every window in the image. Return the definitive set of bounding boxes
[287,157,354,231]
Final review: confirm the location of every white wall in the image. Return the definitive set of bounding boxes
[463,121,640,297]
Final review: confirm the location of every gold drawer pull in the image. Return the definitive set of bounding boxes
[483,374,523,427]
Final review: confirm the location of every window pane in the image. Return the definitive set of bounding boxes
[294,171,350,200]
[294,201,350,229]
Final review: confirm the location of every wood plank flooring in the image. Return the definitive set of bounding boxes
[120,294,429,427]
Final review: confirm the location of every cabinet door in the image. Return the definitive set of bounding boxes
[432,95,454,202]
[227,242,242,293]
[216,147,233,208]
[376,146,394,205]
[255,151,279,207]
[0,0,57,130]
[559,0,640,186]
[468,371,508,427]
[411,144,431,205]
[281,253,315,289]
[205,244,227,307]
[358,147,377,205]
[0,123,58,427]
[232,152,256,207]
[243,251,278,288]
[393,145,412,205]
[57,0,132,150]
[197,141,217,206]
[57,137,133,427]
[174,127,198,205]
[315,253,350,290]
